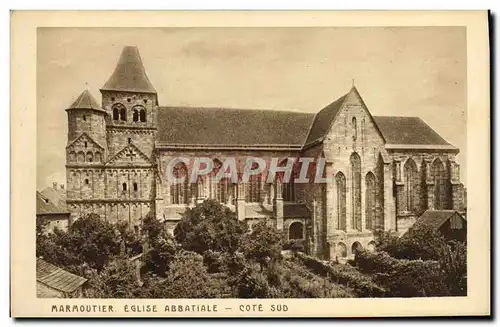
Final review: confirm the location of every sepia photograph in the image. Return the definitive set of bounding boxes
[11,10,490,317]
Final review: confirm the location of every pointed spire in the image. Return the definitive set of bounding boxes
[66,90,104,111]
[101,46,156,94]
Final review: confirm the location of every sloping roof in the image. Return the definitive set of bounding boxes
[156,106,315,147]
[66,90,104,112]
[36,258,87,294]
[373,116,454,147]
[101,46,156,94]
[304,93,347,145]
[283,203,310,218]
[40,186,67,211]
[412,210,465,230]
[36,191,68,215]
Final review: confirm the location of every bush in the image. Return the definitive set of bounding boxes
[295,252,386,297]
[283,239,305,252]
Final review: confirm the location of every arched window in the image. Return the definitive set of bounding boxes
[69,151,76,162]
[350,153,362,231]
[120,107,126,121]
[83,115,86,121]
[404,159,420,212]
[133,110,139,122]
[84,141,87,148]
[95,152,102,163]
[352,117,357,141]
[351,241,363,254]
[432,158,448,209]
[365,172,376,230]
[85,178,89,185]
[289,222,304,240]
[112,104,126,121]
[246,162,262,203]
[86,152,93,163]
[171,162,189,204]
[140,109,146,122]
[335,172,347,231]
[336,242,347,258]
[128,138,131,144]
[133,182,138,192]
[77,151,85,162]
[122,183,127,191]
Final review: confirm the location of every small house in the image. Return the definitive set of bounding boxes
[36,258,87,298]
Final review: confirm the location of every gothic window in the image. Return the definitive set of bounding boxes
[278,158,296,201]
[140,109,146,122]
[289,222,304,240]
[211,159,229,203]
[86,152,93,162]
[133,182,138,192]
[335,172,347,231]
[133,109,139,122]
[122,183,127,191]
[352,241,363,254]
[432,158,448,209]
[171,162,189,204]
[246,162,262,203]
[352,117,357,141]
[350,153,362,231]
[365,172,376,230]
[404,158,420,212]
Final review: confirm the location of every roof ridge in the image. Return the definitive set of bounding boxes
[159,105,314,115]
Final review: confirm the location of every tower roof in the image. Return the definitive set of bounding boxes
[66,90,104,112]
[101,46,157,94]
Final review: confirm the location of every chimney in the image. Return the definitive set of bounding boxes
[52,182,58,190]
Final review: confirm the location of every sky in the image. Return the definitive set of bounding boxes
[37,27,467,190]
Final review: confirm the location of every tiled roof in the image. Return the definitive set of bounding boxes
[66,90,104,112]
[36,191,68,215]
[412,210,465,230]
[36,258,87,294]
[156,106,315,147]
[304,93,348,145]
[40,186,67,211]
[101,46,157,94]
[373,116,454,147]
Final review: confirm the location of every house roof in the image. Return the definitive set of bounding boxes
[36,191,68,215]
[101,46,157,94]
[156,106,315,147]
[36,258,87,294]
[40,186,67,211]
[412,210,466,231]
[304,93,347,145]
[373,116,455,148]
[66,90,104,112]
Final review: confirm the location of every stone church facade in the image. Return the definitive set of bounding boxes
[65,46,466,259]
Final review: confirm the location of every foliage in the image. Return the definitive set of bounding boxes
[175,200,248,254]
[240,220,283,268]
[282,239,305,253]
[295,252,386,297]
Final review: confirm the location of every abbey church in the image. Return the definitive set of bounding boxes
[65,46,466,260]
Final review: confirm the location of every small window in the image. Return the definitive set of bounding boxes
[140,109,146,122]
[112,108,119,121]
[133,110,139,122]
[122,183,127,191]
[111,97,115,102]
[85,179,89,185]
[128,138,132,144]
[83,115,86,121]
[127,98,131,103]
[133,182,138,192]
[84,141,87,148]
[352,117,357,141]
[143,99,148,104]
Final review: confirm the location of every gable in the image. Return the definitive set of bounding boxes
[66,133,104,152]
[107,144,152,165]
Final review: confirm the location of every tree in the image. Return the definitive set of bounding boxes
[175,200,248,254]
[240,220,282,269]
